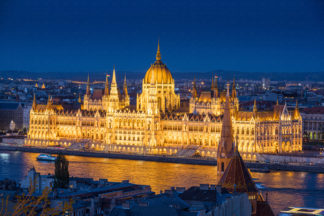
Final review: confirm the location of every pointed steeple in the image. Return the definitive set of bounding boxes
[123,74,128,96]
[214,75,218,98]
[218,142,258,194]
[217,84,234,168]
[46,95,52,109]
[217,82,234,175]
[232,78,237,98]
[86,74,90,95]
[253,99,257,113]
[104,74,109,96]
[32,93,37,110]
[156,40,161,61]
[78,94,82,103]
[109,66,119,99]
[112,66,117,84]
[294,100,300,120]
[276,97,279,105]
[226,82,230,97]
[192,79,198,99]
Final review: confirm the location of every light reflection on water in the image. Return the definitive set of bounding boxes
[1,151,324,214]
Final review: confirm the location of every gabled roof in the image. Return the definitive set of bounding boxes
[218,149,258,193]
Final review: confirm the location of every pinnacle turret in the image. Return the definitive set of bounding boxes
[156,40,161,61]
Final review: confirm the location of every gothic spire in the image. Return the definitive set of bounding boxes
[294,100,300,120]
[232,78,237,98]
[123,74,128,96]
[32,93,37,110]
[192,78,198,98]
[46,95,52,109]
[86,74,90,95]
[104,74,109,96]
[156,40,161,61]
[253,99,257,113]
[217,82,234,160]
[112,66,117,84]
[78,94,82,103]
[214,75,218,98]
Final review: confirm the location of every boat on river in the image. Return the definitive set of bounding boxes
[279,207,324,215]
[36,154,57,162]
[249,167,270,173]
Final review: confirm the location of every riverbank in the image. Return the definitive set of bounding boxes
[1,144,324,173]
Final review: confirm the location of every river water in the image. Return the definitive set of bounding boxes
[0,151,323,214]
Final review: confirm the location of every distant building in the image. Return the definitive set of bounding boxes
[0,101,31,130]
[26,43,302,159]
[301,107,324,144]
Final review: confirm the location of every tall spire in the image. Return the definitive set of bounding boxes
[104,74,109,96]
[232,78,237,98]
[192,79,198,98]
[294,100,300,120]
[218,83,234,158]
[217,82,234,175]
[32,93,37,110]
[156,40,161,61]
[112,66,117,84]
[86,74,90,95]
[214,75,218,98]
[109,66,119,98]
[253,99,257,113]
[226,82,230,97]
[46,95,52,109]
[123,74,128,96]
[78,94,82,103]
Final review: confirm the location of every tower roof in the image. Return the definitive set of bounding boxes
[112,66,117,84]
[294,100,300,120]
[144,41,173,84]
[218,147,258,193]
[217,83,234,159]
[156,40,161,61]
[104,74,109,96]
[232,78,237,98]
[123,74,128,96]
[86,74,90,95]
[192,79,198,98]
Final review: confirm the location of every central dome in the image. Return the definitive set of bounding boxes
[143,42,174,84]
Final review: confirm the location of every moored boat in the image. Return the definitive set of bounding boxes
[279,207,324,215]
[249,167,270,173]
[36,154,57,162]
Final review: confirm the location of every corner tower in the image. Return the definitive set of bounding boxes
[137,41,180,113]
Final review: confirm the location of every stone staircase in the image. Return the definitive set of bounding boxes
[175,145,200,157]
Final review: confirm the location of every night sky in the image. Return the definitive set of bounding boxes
[0,0,324,74]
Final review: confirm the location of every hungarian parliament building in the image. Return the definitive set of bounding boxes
[26,43,303,159]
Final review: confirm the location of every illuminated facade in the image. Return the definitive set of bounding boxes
[26,43,302,159]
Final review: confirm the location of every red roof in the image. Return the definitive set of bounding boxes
[302,107,324,114]
[218,149,258,193]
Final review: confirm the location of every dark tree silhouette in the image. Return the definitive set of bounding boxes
[54,153,69,188]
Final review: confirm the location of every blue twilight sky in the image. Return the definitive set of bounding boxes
[0,0,324,74]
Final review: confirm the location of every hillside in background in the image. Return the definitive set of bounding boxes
[1,70,324,82]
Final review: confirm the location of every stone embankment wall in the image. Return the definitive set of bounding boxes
[256,153,324,165]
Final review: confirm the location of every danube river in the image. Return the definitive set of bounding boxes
[1,151,324,214]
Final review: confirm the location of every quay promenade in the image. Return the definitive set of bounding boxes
[1,144,324,173]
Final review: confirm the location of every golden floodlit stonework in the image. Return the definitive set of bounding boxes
[25,43,302,160]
